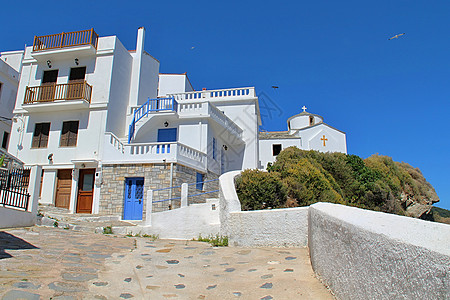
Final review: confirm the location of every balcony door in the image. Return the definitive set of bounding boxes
[67,67,86,99]
[39,70,58,101]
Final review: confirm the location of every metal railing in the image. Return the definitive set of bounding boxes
[169,87,255,101]
[33,29,98,52]
[24,81,92,104]
[0,168,30,210]
[128,97,178,143]
[151,178,219,213]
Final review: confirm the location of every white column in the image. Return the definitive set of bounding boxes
[27,165,42,220]
[181,183,188,207]
[69,169,79,213]
[145,189,153,226]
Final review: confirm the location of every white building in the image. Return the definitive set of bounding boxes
[259,106,347,169]
[0,51,23,152]
[6,27,260,220]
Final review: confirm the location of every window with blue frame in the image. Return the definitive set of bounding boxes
[212,137,216,160]
[196,172,204,190]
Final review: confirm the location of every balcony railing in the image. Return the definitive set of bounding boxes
[169,87,255,101]
[24,81,92,104]
[33,29,98,52]
[128,97,178,143]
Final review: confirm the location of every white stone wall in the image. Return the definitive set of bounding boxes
[227,207,309,247]
[308,202,450,300]
[298,123,347,153]
[158,74,191,97]
[0,55,21,150]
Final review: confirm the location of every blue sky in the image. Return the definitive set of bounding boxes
[2,0,449,209]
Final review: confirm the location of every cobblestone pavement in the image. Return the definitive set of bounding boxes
[0,227,333,299]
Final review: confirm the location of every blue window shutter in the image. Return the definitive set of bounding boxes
[196,172,204,190]
[212,138,216,159]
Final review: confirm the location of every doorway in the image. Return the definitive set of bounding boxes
[40,70,58,101]
[55,169,72,209]
[67,67,86,99]
[76,168,95,213]
[123,178,144,220]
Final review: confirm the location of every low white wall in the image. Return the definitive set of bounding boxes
[116,199,220,240]
[0,206,36,228]
[228,207,309,247]
[309,203,450,300]
[219,170,242,235]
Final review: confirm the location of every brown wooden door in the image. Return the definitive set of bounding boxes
[76,169,95,213]
[55,169,72,209]
[39,70,58,101]
[67,67,86,99]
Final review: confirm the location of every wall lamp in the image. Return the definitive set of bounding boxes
[223,145,228,151]
[75,58,79,65]
[48,153,53,162]
[164,121,169,127]
[46,60,52,68]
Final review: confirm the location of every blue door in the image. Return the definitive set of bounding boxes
[124,178,144,220]
[157,128,177,142]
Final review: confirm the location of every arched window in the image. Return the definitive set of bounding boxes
[309,116,315,125]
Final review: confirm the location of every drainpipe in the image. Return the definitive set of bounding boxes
[169,162,174,208]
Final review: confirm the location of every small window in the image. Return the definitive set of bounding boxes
[32,123,50,148]
[0,82,3,98]
[2,132,9,149]
[196,172,204,191]
[212,137,217,160]
[60,121,79,147]
[272,144,282,156]
[309,116,315,126]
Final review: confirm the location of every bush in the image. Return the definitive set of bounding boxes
[235,169,287,210]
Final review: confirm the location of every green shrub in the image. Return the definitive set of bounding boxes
[235,169,287,210]
[103,226,113,234]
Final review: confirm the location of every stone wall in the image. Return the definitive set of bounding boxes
[99,163,219,218]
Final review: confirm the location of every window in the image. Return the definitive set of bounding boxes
[2,132,9,149]
[32,123,50,148]
[212,137,217,160]
[272,144,282,156]
[196,172,204,191]
[0,82,3,98]
[60,121,79,147]
[309,116,315,126]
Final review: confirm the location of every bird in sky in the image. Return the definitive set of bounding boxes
[388,33,405,40]
[190,46,195,50]
[271,86,279,90]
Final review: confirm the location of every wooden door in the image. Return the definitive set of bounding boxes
[67,67,86,99]
[76,169,95,213]
[55,169,72,209]
[39,70,58,101]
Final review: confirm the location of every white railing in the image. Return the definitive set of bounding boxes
[104,133,207,171]
[108,132,125,153]
[208,104,243,138]
[169,87,255,101]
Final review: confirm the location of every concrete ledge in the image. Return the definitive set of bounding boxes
[309,203,450,299]
[228,207,309,247]
[0,206,36,229]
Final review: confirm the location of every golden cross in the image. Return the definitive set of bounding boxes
[320,135,328,147]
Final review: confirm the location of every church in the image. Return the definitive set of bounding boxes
[258,106,347,169]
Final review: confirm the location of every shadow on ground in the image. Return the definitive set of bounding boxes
[0,231,39,259]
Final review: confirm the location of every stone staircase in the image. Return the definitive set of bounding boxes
[37,205,137,234]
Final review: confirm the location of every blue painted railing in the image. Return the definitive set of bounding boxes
[128,97,178,143]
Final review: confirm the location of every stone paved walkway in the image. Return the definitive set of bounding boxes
[0,227,333,299]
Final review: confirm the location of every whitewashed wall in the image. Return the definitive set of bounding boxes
[259,138,301,170]
[308,203,450,300]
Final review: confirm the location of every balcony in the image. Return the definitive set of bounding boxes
[31,29,98,60]
[104,133,207,172]
[22,81,92,112]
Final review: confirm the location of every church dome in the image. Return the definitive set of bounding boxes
[287,107,323,130]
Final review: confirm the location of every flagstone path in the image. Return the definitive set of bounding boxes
[0,227,333,299]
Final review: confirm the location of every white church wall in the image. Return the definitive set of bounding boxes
[288,114,323,130]
[259,138,301,170]
[309,202,450,300]
[298,124,347,153]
